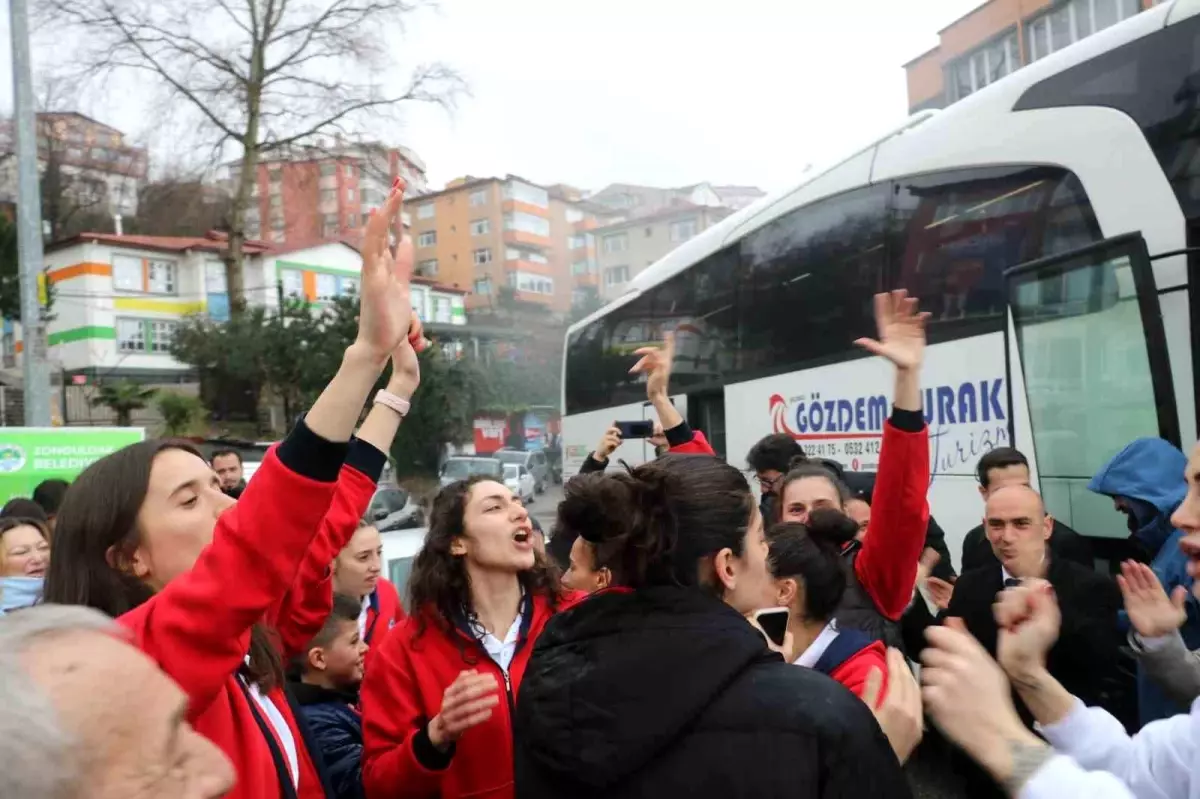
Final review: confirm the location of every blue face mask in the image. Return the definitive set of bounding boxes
[1,576,43,613]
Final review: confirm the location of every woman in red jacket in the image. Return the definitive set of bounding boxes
[333,522,406,646]
[42,181,422,799]
[767,512,888,699]
[774,290,931,649]
[360,474,579,799]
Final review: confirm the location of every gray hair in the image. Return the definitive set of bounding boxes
[0,604,117,799]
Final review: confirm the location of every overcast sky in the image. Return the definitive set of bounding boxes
[0,0,981,194]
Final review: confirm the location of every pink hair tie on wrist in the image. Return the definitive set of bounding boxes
[374,389,411,417]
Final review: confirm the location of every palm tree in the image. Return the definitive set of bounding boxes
[91,381,158,427]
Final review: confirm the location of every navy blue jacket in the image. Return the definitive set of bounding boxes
[290,681,364,799]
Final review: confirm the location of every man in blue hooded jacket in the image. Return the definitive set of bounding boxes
[1089,436,1199,725]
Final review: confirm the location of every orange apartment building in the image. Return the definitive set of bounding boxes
[904,0,1161,113]
[407,175,602,315]
[230,140,427,246]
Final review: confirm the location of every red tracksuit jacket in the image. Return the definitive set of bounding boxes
[830,640,889,699]
[852,416,931,621]
[360,591,584,799]
[120,430,383,799]
[364,577,406,648]
[269,444,383,660]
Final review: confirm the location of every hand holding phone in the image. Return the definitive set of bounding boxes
[614,420,654,439]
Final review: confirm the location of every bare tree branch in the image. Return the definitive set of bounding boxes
[32,0,466,313]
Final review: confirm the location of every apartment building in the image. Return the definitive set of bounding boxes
[0,112,148,219]
[229,140,427,245]
[593,204,733,300]
[547,185,603,309]
[408,175,604,315]
[588,182,726,217]
[904,0,1161,113]
[4,232,467,380]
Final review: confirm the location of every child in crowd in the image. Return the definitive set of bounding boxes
[291,593,370,799]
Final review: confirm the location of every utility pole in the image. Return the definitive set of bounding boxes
[9,0,51,426]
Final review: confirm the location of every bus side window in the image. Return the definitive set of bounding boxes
[736,184,888,378]
[889,166,1103,346]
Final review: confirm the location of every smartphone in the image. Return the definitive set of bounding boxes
[753,607,790,648]
[615,420,654,439]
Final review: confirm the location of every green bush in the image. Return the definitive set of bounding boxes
[157,391,206,437]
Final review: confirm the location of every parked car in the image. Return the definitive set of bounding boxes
[439,456,503,488]
[503,463,536,505]
[380,526,426,613]
[493,449,549,494]
[366,486,424,532]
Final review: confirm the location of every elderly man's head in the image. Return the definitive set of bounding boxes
[0,605,233,799]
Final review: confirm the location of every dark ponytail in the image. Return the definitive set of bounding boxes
[555,454,753,593]
[767,509,858,622]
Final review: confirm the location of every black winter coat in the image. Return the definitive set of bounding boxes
[514,587,911,799]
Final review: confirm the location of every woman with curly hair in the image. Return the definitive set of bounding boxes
[360,474,580,799]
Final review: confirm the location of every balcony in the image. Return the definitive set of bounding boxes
[512,290,554,306]
[503,230,551,249]
[502,198,549,217]
[504,257,553,276]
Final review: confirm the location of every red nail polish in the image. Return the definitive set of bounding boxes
[392,177,402,190]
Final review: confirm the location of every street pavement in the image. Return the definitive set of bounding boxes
[530,479,564,533]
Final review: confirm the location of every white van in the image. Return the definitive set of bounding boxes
[380,526,427,612]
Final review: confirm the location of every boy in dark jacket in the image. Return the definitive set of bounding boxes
[291,593,369,799]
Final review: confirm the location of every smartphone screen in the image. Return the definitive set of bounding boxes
[615,420,654,439]
[754,608,789,648]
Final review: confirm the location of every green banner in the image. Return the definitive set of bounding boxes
[0,427,146,505]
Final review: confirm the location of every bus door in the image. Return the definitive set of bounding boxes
[1003,233,1179,564]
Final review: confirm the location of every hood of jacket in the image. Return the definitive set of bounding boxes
[1088,437,1188,554]
[514,586,779,790]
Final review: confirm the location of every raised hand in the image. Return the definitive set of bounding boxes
[863,648,924,764]
[925,577,954,611]
[914,549,954,611]
[389,317,425,400]
[428,669,501,751]
[993,580,1060,681]
[595,425,623,462]
[921,624,1042,777]
[630,331,676,400]
[357,179,415,364]
[854,290,930,372]
[1119,560,1187,639]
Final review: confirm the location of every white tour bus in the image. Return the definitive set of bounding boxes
[561,0,1200,570]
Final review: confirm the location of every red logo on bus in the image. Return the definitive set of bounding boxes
[769,394,798,437]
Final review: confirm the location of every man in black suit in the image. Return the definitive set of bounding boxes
[960,447,1093,572]
[943,484,1132,796]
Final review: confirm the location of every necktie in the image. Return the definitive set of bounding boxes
[1004,577,1021,588]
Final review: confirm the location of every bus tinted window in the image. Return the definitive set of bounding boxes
[647,247,740,394]
[1014,13,1200,219]
[890,167,1102,344]
[738,185,887,378]
[564,290,657,414]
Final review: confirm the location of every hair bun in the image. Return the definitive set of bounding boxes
[558,474,635,544]
[804,507,859,550]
